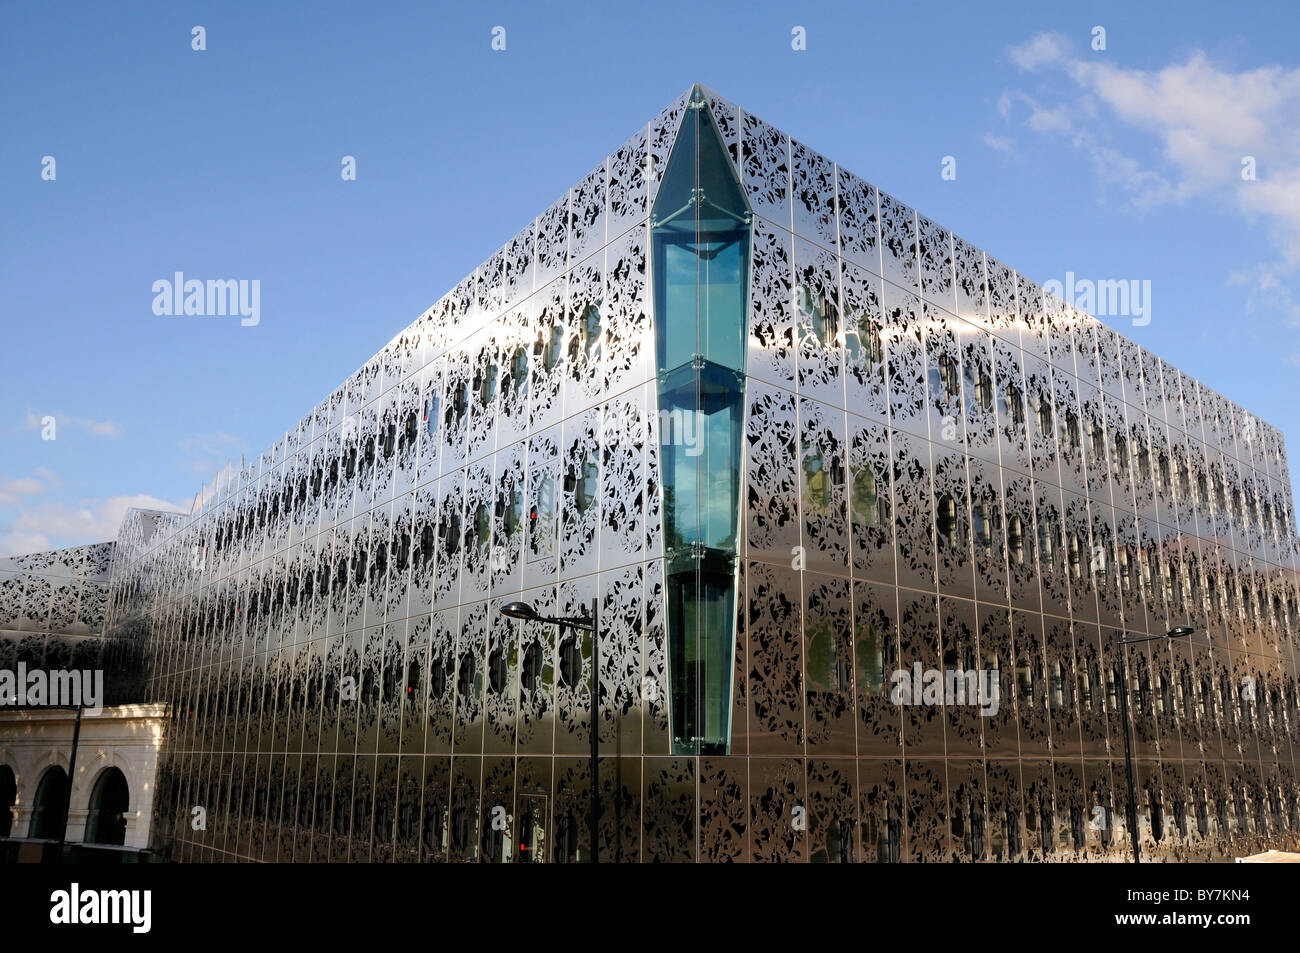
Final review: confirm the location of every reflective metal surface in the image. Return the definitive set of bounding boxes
[78,85,1299,862]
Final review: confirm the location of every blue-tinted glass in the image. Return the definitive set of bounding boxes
[659,363,744,555]
[651,87,750,756]
[652,87,751,376]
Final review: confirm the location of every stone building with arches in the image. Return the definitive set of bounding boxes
[0,704,166,855]
[1,541,168,860]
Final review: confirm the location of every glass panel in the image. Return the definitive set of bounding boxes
[659,363,744,554]
[652,87,751,376]
[651,86,752,756]
[667,554,737,754]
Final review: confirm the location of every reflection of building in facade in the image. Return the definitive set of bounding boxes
[67,84,1299,862]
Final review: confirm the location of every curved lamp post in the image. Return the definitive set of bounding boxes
[501,599,598,863]
[1114,625,1194,863]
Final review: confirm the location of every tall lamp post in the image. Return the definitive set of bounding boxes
[1114,625,1193,863]
[501,598,599,863]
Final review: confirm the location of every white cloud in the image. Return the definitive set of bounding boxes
[1025,102,1074,136]
[983,132,1014,153]
[0,476,46,507]
[1009,31,1071,71]
[996,33,1300,265]
[1084,143,1177,206]
[991,32,1300,349]
[1228,263,1300,364]
[0,467,188,557]
[0,468,64,507]
[0,493,189,558]
[0,530,52,556]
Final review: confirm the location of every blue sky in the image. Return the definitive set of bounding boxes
[2,0,1299,555]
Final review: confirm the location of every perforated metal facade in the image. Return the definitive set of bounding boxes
[99,85,1300,862]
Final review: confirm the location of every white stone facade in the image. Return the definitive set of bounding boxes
[0,703,167,850]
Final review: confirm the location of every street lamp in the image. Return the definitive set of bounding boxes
[500,599,599,863]
[55,704,83,863]
[1114,626,1193,863]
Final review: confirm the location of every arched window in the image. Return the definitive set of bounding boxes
[1035,396,1053,439]
[519,641,542,695]
[539,317,564,373]
[805,622,846,695]
[580,301,602,360]
[403,408,418,451]
[1135,442,1150,482]
[935,493,960,547]
[1007,514,1025,565]
[447,381,468,429]
[934,351,960,401]
[1049,660,1066,709]
[1088,420,1106,462]
[848,312,883,371]
[487,648,508,695]
[428,652,448,701]
[476,363,498,408]
[498,488,523,538]
[392,529,411,575]
[510,345,528,392]
[797,279,837,349]
[456,652,479,706]
[1112,432,1128,476]
[470,501,491,555]
[814,817,854,863]
[418,522,436,569]
[29,766,69,841]
[558,634,583,689]
[423,393,440,439]
[0,766,15,838]
[86,767,130,846]
[1038,518,1056,562]
[972,500,992,551]
[802,445,836,512]
[569,458,599,517]
[442,512,462,558]
[1061,409,1080,453]
[973,367,994,413]
[1003,381,1026,429]
[449,804,473,859]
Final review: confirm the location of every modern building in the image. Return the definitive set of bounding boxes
[13,84,1300,862]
